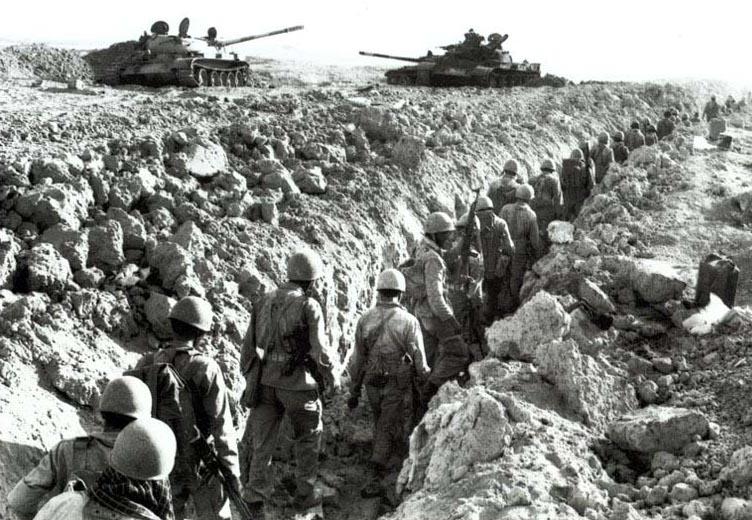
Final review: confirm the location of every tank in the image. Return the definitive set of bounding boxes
[97,18,303,87]
[360,31,540,87]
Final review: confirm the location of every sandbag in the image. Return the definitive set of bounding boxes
[695,253,739,308]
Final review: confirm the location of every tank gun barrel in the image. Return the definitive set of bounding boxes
[206,25,304,48]
[359,51,424,63]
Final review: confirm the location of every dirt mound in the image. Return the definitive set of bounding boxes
[0,44,92,82]
[83,41,141,83]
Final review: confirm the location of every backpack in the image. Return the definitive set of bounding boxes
[125,351,202,481]
[399,257,426,306]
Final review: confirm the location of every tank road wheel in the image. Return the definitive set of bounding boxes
[237,70,248,86]
[195,68,209,87]
[210,70,220,87]
[219,71,228,87]
[227,72,237,88]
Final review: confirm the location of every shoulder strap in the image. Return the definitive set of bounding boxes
[366,308,400,353]
[71,436,92,473]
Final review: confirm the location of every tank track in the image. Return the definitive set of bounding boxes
[385,69,540,88]
[178,64,251,88]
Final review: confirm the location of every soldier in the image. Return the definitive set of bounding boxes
[445,212,485,347]
[560,148,595,221]
[624,121,646,151]
[612,131,629,164]
[592,132,615,183]
[657,110,675,140]
[488,159,521,214]
[500,185,543,311]
[241,250,340,519]
[645,125,659,146]
[31,418,177,520]
[475,196,515,322]
[703,96,721,121]
[532,159,563,247]
[347,269,430,496]
[725,95,736,113]
[135,296,240,520]
[8,377,152,519]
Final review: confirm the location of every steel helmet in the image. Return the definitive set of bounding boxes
[613,131,625,142]
[110,418,177,480]
[540,159,555,172]
[503,159,518,174]
[287,250,325,281]
[630,121,640,129]
[457,212,481,228]
[376,269,406,292]
[100,376,152,420]
[598,132,609,144]
[475,195,494,211]
[516,184,534,201]
[570,148,584,160]
[424,212,456,234]
[169,296,213,332]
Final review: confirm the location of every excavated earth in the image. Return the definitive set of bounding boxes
[2,60,752,520]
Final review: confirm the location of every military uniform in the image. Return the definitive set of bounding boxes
[560,158,595,220]
[500,202,543,310]
[411,237,456,367]
[350,301,429,466]
[624,128,646,151]
[592,143,614,183]
[613,141,629,164]
[645,131,658,146]
[136,346,239,520]
[30,490,161,520]
[477,214,515,322]
[703,99,720,121]
[8,432,118,519]
[445,241,484,345]
[532,172,563,243]
[488,175,520,216]
[656,117,675,140]
[240,282,337,505]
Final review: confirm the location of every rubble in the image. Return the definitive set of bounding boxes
[21,243,72,295]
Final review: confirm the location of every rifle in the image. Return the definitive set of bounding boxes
[457,187,483,292]
[193,436,255,520]
[282,323,326,393]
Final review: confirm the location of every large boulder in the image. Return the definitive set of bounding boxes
[40,224,89,271]
[720,498,752,520]
[720,446,752,487]
[144,292,177,339]
[261,166,300,194]
[109,168,158,210]
[148,241,205,297]
[548,221,575,244]
[0,229,22,289]
[106,208,147,250]
[607,406,709,454]
[398,384,512,493]
[87,220,124,270]
[23,243,72,294]
[487,291,571,361]
[292,165,327,194]
[30,157,75,184]
[14,181,93,230]
[175,141,228,179]
[629,259,687,303]
[579,278,616,315]
[536,339,637,429]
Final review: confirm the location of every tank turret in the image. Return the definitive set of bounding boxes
[91,18,304,87]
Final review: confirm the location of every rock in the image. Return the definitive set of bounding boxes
[292,165,327,194]
[645,485,668,506]
[148,241,204,297]
[392,136,425,169]
[87,220,124,270]
[628,147,661,167]
[548,220,575,244]
[177,141,228,179]
[22,243,72,294]
[683,499,714,519]
[144,292,177,339]
[720,498,752,520]
[40,224,88,271]
[106,208,147,250]
[652,452,680,472]
[535,339,637,428]
[579,278,616,315]
[637,380,660,404]
[261,167,300,194]
[720,446,752,486]
[74,267,105,288]
[652,357,674,374]
[260,200,279,225]
[30,157,74,184]
[46,357,103,408]
[397,384,512,493]
[486,291,571,361]
[0,229,22,289]
[670,483,698,503]
[607,406,709,454]
[629,259,687,303]
[109,168,158,210]
[14,181,93,230]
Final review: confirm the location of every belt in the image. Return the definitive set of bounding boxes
[265,351,290,363]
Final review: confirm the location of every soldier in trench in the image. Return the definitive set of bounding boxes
[347,269,430,498]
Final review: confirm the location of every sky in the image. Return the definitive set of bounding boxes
[1,0,751,85]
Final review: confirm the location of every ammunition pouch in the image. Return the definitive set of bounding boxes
[365,353,414,389]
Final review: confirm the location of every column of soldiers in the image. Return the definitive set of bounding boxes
[9,108,712,520]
